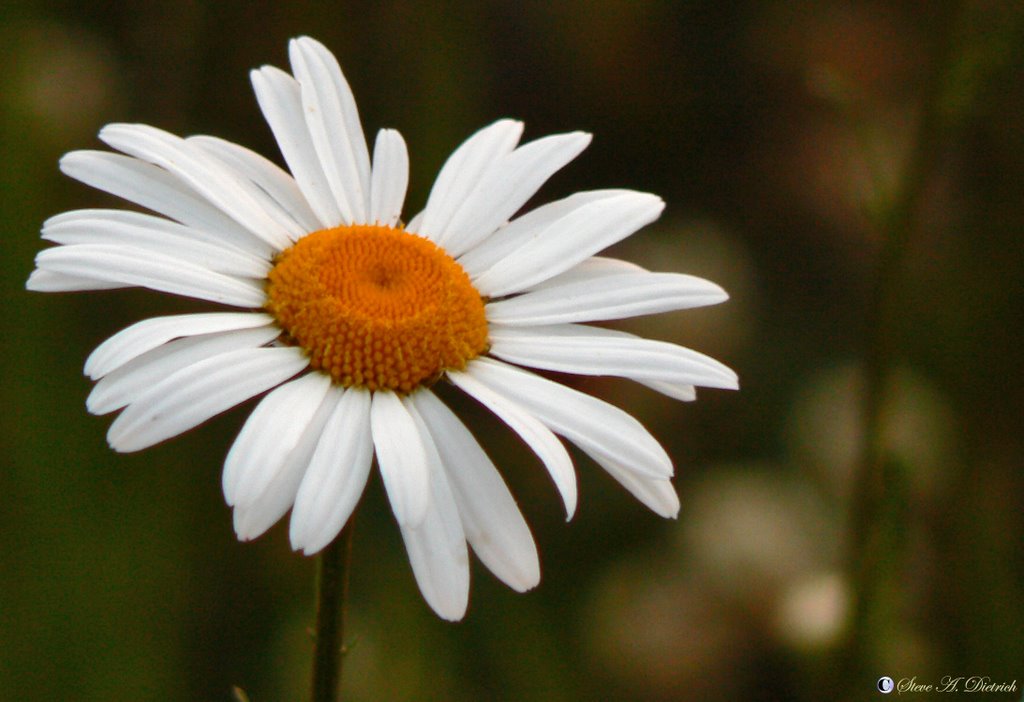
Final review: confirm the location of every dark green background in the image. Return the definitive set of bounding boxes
[2,1,1022,700]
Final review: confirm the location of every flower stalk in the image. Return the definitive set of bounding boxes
[311,519,355,702]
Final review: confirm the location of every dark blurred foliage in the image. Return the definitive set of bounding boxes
[2,1,1023,700]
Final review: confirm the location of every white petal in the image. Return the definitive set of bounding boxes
[471,192,665,297]
[605,461,680,518]
[223,371,333,507]
[448,367,577,520]
[289,387,373,554]
[368,128,409,227]
[187,135,321,233]
[99,124,294,249]
[486,271,727,326]
[457,192,634,278]
[26,269,127,292]
[59,150,265,253]
[465,357,674,480]
[231,376,339,541]
[107,345,309,452]
[46,208,267,258]
[524,255,646,289]
[638,380,698,402]
[405,209,425,233]
[251,65,341,227]
[401,395,470,621]
[410,390,540,591]
[175,139,307,242]
[289,36,371,224]
[438,131,592,257]
[370,391,430,527]
[42,213,271,279]
[182,137,311,242]
[415,119,523,242]
[487,323,739,391]
[34,244,267,308]
[87,325,281,415]
[85,311,275,380]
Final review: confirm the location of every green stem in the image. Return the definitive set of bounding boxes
[310,519,355,702]
[841,2,960,688]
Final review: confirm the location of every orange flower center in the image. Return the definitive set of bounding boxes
[266,225,489,392]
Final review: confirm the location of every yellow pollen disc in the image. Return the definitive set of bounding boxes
[266,224,489,393]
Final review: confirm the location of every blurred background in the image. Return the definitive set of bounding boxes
[2,1,1022,700]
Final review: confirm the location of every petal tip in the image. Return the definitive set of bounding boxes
[434,602,468,622]
[24,271,44,292]
[517,571,542,593]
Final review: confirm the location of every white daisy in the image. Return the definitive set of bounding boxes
[28,36,738,620]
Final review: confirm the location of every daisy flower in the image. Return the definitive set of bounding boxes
[28,36,738,620]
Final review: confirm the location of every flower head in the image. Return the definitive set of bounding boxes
[28,36,738,620]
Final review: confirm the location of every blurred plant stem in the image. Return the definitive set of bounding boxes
[840,1,963,691]
[311,519,355,702]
